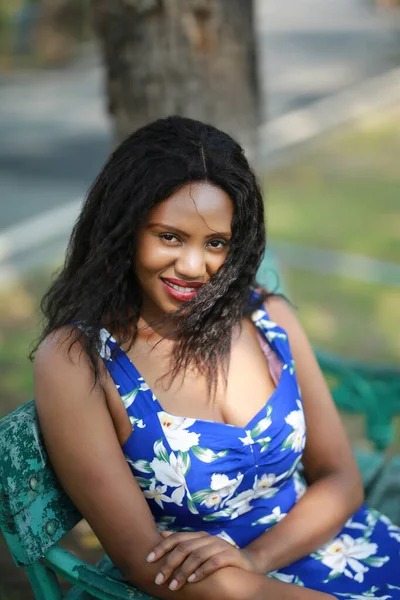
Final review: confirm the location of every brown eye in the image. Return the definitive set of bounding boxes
[207,239,228,249]
[160,233,180,244]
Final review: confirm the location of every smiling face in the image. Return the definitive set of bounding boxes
[135,182,234,324]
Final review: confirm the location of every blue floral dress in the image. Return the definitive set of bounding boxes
[99,295,400,598]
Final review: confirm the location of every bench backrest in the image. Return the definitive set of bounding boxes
[0,400,81,567]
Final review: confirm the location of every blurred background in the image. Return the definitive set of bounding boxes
[0,0,399,597]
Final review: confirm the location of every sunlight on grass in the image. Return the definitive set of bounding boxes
[266,108,400,263]
[283,268,400,365]
[0,270,52,417]
[265,107,400,367]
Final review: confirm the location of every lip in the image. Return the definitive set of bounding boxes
[161,278,203,302]
[162,278,204,289]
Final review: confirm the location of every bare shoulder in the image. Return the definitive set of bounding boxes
[263,294,306,343]
[35,325,88,372]
[34,326,101,380]
[34,325,106,412]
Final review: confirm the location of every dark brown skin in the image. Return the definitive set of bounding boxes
[34,183,362,600]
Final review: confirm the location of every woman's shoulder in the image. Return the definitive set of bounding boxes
[35,325,85,369]
[252,287,293,323]
[254,288,306,347]
[34,325,105,391]
[34,325,108,419]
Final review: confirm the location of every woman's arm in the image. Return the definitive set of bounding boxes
[34,328,333,600]
[244,296,364,574]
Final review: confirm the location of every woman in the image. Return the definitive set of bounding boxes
[33,116,400,600]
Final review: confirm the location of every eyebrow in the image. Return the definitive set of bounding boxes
[147,222,232,238]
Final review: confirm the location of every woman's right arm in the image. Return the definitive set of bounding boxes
[34,329,334,600]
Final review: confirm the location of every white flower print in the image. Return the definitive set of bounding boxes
[254,473,278,497]
[220,473,282,521]
[266,330,288,343]
[252,506,287,526]
[252,310,278,330]
[293,469,307,501]
[337,586,392,600]
[156,516,176,532]
[344,516,369,532]
[239,430,255,446]
[239,405,273,448]
[143,481,173,508]
[138,377,150,392]
[158,411,200,452]
[313,535,389,583]
[99,328,116,360]
[216,531,239,548]
[282,400,306,453]
[225,488,254,518]
[268,571,295,583]
[204,473,244,509]
[121,388,139,409]
[268,572,304,586]
[192,473,244,511]
[129,415,145,429]
[379,514,400,543]
[150,451,188,506]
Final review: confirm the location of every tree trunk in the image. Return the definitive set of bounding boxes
[91,0,259,157]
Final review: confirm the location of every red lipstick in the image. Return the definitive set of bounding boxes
[161,278,203,302]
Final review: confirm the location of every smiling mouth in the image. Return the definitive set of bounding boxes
[161,278,203,301]
[165,282,197,293]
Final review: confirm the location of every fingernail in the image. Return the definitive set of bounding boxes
[155,573,164,585]
[146,552,156,562]
[188,574,196,582]
[169,579,178,590]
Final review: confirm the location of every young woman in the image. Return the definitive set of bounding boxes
[33,116,400,600]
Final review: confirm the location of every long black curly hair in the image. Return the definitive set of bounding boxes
[32,116,267,395]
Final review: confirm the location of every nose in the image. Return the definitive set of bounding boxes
[174,245,206,280]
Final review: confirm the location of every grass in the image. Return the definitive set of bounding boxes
[281,268,400,364]
[265,110,400,264]
[0,269,51,418]
[264,107,400,366]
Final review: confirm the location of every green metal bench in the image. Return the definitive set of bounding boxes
[0,250,399,599]
[314,349,400,520]
[0,398,153,599]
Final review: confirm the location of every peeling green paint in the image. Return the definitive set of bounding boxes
[0,400,81,564]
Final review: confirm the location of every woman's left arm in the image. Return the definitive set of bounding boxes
[244,295,364,574]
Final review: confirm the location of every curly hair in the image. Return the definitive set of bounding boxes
[32,116,267,395]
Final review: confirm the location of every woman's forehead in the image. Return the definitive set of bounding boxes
[148,183,234,232]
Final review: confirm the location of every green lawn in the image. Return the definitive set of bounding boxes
[0,270,51,417]
[281,268,399,365]
[265,110,400,263]
[265,107,400,366]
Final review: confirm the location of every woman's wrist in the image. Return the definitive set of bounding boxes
[242,545,270,575]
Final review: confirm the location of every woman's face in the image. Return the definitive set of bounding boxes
[135,182,234,323]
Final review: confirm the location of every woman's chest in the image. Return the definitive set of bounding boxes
[128,320,278,428]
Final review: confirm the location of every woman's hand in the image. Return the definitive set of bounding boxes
[146,530,258,591]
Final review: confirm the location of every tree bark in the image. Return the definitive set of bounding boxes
[91,0,260,156]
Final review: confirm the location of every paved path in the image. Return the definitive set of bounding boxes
[257,0,400,120]
[0,0,399,231]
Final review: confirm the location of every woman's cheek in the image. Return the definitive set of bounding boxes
[209,250,229,273]
[139,237,177,272]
